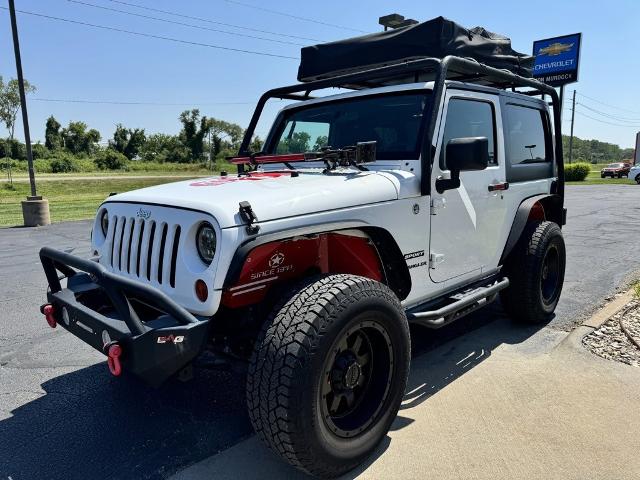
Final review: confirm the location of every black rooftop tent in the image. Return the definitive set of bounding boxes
[298,16,533,84]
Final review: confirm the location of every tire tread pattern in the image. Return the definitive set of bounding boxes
[246,274,406,477]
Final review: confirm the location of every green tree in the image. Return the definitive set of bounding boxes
[313,135,329,151]
[0,76,36,140]
[45,115,62,150]
[206,118,244,157]
[179,109,209,161]
[277,131,311,154]
[250,135,263,153]
[62,121,101,155]
[110,124,146,160]
[139,133,190,163]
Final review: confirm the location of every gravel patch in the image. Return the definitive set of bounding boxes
[583,299,640,367]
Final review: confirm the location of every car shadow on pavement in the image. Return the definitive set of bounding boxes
[0,303,551,480]
[0,363,252,480]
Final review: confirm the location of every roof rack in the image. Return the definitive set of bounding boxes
[238,55,563,197]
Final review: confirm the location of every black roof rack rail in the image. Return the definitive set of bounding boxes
[238,55,563,199]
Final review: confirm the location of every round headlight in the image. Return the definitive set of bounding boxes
[100,210,109,236]
[196,222,216,265]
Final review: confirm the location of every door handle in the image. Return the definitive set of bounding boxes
[488,182,509,192]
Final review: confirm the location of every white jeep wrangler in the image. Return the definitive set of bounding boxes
[39,51,566,477]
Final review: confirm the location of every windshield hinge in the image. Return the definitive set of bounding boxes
[239,201,260,235]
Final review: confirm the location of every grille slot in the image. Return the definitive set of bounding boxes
[136,221,145,277]
[105,214,180,288]
[146,221,156,281]
[157,223,168,284]
[170,226,181,288]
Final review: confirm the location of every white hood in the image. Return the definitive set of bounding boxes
[104,170,399,228]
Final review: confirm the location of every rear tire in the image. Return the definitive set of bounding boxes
[635,174,640,185]
[246,274,410,478]
[501,221,566,324]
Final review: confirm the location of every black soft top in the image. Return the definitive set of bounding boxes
[298,16,533,83]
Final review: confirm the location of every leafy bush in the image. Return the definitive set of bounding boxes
[31,143,49,160]
[50,154,80,173]
[0,138,26,160]
[564,162,591,181]
[94,149,128,170]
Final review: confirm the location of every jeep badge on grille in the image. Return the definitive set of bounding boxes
[136,208,151,219]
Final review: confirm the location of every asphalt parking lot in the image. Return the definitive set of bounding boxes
[1,184,639,479]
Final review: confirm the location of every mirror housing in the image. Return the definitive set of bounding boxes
[436,137,489,193]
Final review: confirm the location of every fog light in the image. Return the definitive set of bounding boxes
[195,279,208,302]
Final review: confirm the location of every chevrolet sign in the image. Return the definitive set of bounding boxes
[532,33,582,87]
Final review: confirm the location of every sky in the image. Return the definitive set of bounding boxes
[1,0,639,148]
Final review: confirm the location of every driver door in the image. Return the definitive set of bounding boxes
[429,91,508,283]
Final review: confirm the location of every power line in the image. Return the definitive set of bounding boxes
[222,0,368,34]
[576,102,640,123]
[107,0,325,43]
[32,97,257,105]
[0,7,298,60]
[577,92,640,116]
[65,0,304,47]
[574,110,640,128]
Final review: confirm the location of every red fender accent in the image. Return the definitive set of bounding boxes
[528,202,546,221]
[222,233,383,309]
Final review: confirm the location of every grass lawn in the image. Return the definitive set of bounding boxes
[1,175,206,227]
[567,169,636,186]
[10,170,213,179]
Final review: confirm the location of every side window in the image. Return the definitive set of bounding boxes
[440,98,496,168]
[505,105,549,164]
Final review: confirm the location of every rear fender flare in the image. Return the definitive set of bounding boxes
[500,194,564,264]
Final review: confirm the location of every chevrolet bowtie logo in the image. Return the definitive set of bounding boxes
[538,42,574,56]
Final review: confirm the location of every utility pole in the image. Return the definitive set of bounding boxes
[568,89,576,164]
[8,0,50,225]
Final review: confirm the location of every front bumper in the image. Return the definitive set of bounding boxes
[40,246,209,386]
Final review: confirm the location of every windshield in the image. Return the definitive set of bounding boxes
[268,92,431,160]
[607,163,622,168]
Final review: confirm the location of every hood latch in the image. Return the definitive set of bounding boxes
[239,201,260,235]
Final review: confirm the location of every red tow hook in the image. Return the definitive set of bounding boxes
[41,304,57,329]
[106,343,123,377]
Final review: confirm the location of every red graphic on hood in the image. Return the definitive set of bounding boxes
[190,172,284,187]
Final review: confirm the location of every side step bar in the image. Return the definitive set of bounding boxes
[407,277,509,329]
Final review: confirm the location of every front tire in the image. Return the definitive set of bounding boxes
[501,221,566,324]
[635,174,640,185]
[247,274,410,478]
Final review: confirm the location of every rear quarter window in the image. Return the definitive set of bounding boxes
[504,103,554,182]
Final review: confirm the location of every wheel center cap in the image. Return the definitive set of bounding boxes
[344,363,361,389]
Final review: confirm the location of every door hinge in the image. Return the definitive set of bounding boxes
[429,253,445,268]
[430,197,446,215]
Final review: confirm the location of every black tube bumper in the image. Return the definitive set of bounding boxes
[39,246,209,386]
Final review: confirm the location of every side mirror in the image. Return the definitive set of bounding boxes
[436,137,489,193]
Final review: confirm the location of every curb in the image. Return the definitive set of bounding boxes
[564,289,636,346]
